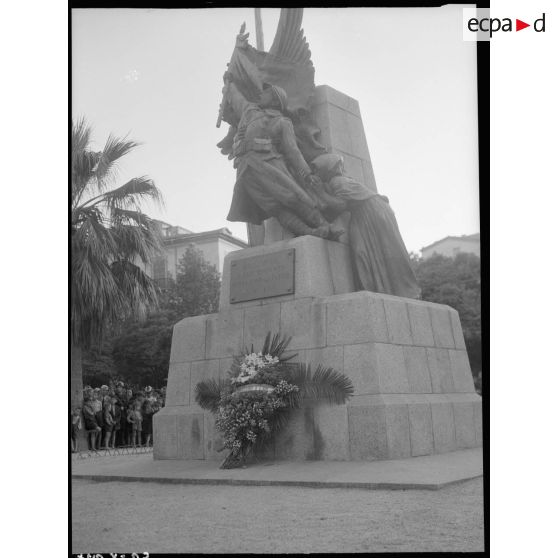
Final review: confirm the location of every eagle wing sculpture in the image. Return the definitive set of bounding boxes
[217,8,326,162]
[259,8,315,115]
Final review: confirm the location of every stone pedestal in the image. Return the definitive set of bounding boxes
[154,235,482,462]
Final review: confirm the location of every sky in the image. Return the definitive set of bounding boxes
[72,6,478,253]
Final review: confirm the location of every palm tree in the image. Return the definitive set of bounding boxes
[71,118,163,416]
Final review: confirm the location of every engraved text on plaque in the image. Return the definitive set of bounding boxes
[230,248,295,303]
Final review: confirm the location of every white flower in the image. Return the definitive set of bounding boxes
[232,350,280,385]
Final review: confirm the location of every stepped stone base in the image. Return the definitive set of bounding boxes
[154,236,481,462]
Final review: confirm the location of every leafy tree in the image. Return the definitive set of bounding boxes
[82,339,118,387]
[111,321,172,389]
[71,118,163,410]
[160,244,221,319]
[411,253,482,382]
[110,245,221,387]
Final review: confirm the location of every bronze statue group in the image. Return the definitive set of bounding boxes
[218,17,421,300]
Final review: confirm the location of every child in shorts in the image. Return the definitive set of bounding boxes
[127,401,143,447]
[102,395,114,449]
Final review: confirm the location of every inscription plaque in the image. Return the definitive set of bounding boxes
[230,248,295,303]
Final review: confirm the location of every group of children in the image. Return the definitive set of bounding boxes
[71,381,166,452]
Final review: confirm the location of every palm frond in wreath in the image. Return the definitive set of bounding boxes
[194,378,228,413]
[242,332,297,362]
[286,363,355,405]
[261,331,296,361]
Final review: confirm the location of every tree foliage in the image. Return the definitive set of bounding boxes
[111,316,173,388]
[82,339,118,387]
[160,244,222,319]
[71,117,163,409]
[71,117,163,350]
[106,245,222,387]
[411,252,482,378]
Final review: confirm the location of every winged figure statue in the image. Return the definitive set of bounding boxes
[216,9,421,299]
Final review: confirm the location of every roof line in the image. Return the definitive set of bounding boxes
[163,228,248,248]
[421,234,480,251]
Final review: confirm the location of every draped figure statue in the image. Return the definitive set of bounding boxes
[311,153,421,299]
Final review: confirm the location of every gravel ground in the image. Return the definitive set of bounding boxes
[72,478,484,554]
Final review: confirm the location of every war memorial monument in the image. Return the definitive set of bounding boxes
[153,9,482,465]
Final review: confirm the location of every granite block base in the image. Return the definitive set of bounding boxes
[154,236,482,462]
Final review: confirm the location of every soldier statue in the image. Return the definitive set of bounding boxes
[222,73,343,240]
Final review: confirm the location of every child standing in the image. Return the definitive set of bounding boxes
[102,395,114,449]
[92,389,104,449]
[142,398,154,447]
[127,401,143,447]
[111,396,121,449]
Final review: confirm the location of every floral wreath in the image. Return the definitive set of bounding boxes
[195,332,354,469]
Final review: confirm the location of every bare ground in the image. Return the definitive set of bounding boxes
[72,478,484,554]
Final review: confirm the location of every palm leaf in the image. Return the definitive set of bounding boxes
[260,331,272,354]
[72,150,101,207]
[267,405,293,434]
[111,221,162,264]
[111,207,156,227]
[71,252,123,347]
[72,208,117,261]
[195,378,228,412]
[112,208,163,257]
[286,363,354,404]
[110,259,159,314]
[106,176,163,211]
[72,118,100,208]
[72,117,91,159]
[260,331,296,361]
[94,134,140,189]
[71,118,165,349]
[281,385,304,409]
[79,177,163,215]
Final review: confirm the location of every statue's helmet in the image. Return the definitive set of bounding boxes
[262,82,288,112]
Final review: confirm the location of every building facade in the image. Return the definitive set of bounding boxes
[421,233,480,259]
[140,220,248,285]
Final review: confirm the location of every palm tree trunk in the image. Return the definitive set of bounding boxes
[71,343,84,408]
[71,343,87,451]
